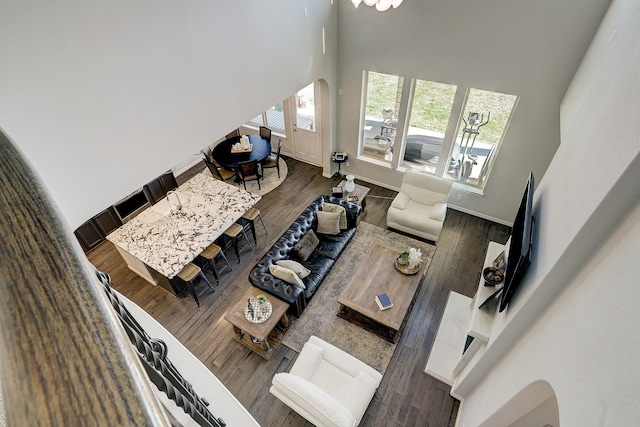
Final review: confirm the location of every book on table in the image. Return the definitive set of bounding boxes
[375,293,393,310]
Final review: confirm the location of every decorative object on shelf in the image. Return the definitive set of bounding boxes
[352,0,403,12]
[344,175,356,193]
[395,247,422,275]
[332,186,344,197]
[244,295,273,324]
[482,266,505,287]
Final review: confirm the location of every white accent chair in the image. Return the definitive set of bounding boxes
[270,336,383,427]
[386,169,453,242]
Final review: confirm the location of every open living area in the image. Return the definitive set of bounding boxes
[2,0,640,426]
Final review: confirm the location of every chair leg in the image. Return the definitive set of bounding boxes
[199,271,215,292]
[241,227,253,250]
[248,220,257,245]
[257,213,268,235]
[187,280,200,307]
[218,250,233,272]
[207,259,220,285]
[231,237,240,262]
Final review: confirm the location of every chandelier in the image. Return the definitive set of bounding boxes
[351,0,403,12]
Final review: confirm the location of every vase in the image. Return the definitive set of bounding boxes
[345,175,355,193]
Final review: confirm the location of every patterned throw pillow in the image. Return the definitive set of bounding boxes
[292,229,320,261]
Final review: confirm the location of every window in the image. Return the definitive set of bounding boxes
[248,102,286,134]
[444,89,518,188]
[403,79,457,174]
[359,71,404,164]
[357,70,518,191]
[296,83,316,131]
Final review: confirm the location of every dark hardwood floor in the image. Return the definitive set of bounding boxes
[87,157,510,427]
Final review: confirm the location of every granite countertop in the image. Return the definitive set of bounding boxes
[107,173,260,279]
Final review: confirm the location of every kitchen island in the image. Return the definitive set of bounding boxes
[107,172,260,294]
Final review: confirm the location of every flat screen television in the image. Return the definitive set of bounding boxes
[499,172,535,312]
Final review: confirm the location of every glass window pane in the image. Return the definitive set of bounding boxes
[296,83,315,131]
[446,89,518,188]
[361,72,403,163]
[403,80,457,174]
[248,113,264,127]
[266,102,286,134]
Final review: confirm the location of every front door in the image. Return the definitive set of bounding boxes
[292,82,322,166]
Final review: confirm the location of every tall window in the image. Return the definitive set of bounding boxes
[445,89,518,187]
[403,79,457,174]
[248,102,286,134]
[358,70,518,191]
[360,71,404,163]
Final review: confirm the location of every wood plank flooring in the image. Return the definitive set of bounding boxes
[87,158,510,427]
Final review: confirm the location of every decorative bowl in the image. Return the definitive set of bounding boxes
[483,266,505,286]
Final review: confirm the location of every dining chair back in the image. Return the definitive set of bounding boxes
[226,129,240,139]
[259,126,272,143]
[238,160,262,191]
[204,158,236,182]
[261,138,282,178]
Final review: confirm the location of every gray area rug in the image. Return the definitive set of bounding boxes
[282,221,436,374]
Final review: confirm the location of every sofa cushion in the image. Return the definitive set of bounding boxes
[291,230,320,262]
[269,264,306,289]
[322,202,347,229]
[316,210,341,235]
[341,371,381,423]
[301,253,335,299]
[315,228,357,260]
[271,373,356,427]
[276,259,311,279]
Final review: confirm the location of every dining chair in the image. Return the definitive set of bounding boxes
[226,129,240,139]
[237,160,262,191]
[204,158,236,182]
[261,138,282,178]
[259,126,272,143]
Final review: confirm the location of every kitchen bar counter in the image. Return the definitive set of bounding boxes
[107,173,259,281]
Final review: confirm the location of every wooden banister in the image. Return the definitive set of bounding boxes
[0,129,170,426]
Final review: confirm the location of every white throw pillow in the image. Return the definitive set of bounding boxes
[276,260,311,279]
[316,210,341,235]
[269,264,306,289]
[322,202,347,229]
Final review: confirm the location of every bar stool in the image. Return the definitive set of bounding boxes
[199,243,233,285]
[223,223,252,263]
[176,263,214,307]
[240,207,268,245]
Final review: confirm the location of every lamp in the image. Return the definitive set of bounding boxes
[353,0,402,11]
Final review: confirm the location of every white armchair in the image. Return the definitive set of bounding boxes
[270,336,383,427]
[386,170,453,242]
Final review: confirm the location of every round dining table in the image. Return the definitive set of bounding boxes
[212,135,272,170]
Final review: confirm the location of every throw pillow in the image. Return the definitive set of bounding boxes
[269,264,306,289]
[316,210,341,235]
[292,229,320,261]
[322,202,347,229]
[276,259,311,279]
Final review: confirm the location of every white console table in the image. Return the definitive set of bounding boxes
[424,241,505,387]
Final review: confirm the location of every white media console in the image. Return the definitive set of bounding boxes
[424,241,505,389]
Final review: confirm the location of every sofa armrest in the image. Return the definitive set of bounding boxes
[271,373,356,427]
[391,192,410,210]
[429,202,447,221]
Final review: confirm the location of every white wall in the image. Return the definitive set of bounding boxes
[454,0,640,424]
[0,0,336,229]
[335,0,610,223]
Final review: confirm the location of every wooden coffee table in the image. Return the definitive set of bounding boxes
[225,286,290,360]
[337,241,427,343]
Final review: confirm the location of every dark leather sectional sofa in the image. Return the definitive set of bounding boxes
[248,195,361,317]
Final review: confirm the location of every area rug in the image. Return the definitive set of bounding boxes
[231,157,288,196]
[282,222,436,374]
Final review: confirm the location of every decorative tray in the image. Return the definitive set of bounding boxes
[394,257,421,275]
[231,143,253,153]
[244,299,272,324]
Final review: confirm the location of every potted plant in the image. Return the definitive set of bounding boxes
[257,294,268,305]
[398,249,410,265]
